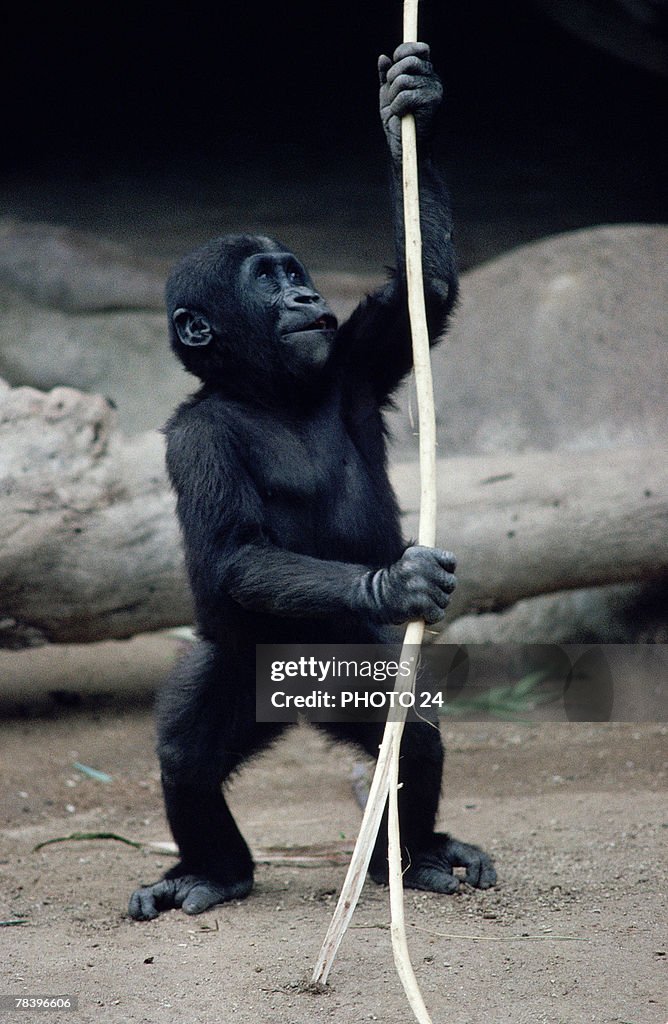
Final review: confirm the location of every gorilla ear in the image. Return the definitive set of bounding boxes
[172,308,213,347]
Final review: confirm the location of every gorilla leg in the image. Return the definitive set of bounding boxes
[129,641,287,920]
[318,720,496,893]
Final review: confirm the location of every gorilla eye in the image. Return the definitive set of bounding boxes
[254,262,274,284]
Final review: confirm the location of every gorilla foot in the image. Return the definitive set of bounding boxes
[371,832,496,894]
[128,872,253,920]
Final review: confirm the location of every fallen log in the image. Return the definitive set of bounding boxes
[0,378,665,647]
[0,379,191,647]
[391,447,668,617]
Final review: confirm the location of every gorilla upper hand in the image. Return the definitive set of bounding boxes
[379,42,443,162]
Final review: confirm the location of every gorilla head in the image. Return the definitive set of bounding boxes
[166,234,338,399]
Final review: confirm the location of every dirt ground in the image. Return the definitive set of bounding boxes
[0,638,666,1024]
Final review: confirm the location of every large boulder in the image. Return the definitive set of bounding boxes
[0,219,183,435]
[387,223,668,459]
[0,218,166,312]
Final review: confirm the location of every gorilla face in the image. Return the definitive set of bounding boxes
[166,235,338,393]
[239,250,337,374]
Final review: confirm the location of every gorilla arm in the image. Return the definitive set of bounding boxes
[226,543,455,627]
[334,42,457,401]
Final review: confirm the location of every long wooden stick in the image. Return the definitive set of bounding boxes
[385,3,436,1018]
[312,4,437,1018]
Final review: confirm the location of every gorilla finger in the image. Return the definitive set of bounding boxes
[385,54,432,87]
[392,41,430,64]
[430,587,453,609]
[422,604,446,625]
[420,576,453,604]
[378,54,391,84]
[128,888,159,921]
[477,859,498,889]
[434,549,457,573]
[405,865,460,894]
[447,838,497,889]
[388,86,442,120]
[183,878,252,912]
[182,883,221,915]
[386,73,436,107]
[473,861,497,889]
[149,878,179,910]
[462,853,483,887]
[464,853,497,889]
[424,593,451,618]
[436,571,457,595]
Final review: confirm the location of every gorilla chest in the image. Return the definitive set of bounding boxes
[250,409,396,558]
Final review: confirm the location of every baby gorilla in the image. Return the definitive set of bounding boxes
[129,42,495,921]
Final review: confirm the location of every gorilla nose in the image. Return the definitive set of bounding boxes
[285,288,320,308]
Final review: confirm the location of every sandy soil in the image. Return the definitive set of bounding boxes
[0,640,666,1024]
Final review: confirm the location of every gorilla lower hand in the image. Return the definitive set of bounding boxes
[360,544,456,625]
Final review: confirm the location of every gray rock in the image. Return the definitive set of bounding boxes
[0,219,182,433]
[0,300,189,434]
[387,223,668,459]
[0,217,166,312]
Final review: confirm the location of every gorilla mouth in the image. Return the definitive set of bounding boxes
[282,314,337,338]
[309,314,337,331]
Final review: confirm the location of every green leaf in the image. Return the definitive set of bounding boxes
[33,831,141,852]
[73,762,112,783]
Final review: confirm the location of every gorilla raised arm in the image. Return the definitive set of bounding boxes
[129,43,495,922]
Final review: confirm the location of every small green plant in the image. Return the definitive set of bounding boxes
[440,669,561,721]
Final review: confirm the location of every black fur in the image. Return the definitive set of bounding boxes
[128,42,495,921]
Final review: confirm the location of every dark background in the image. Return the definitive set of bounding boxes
[2,0,666,271]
